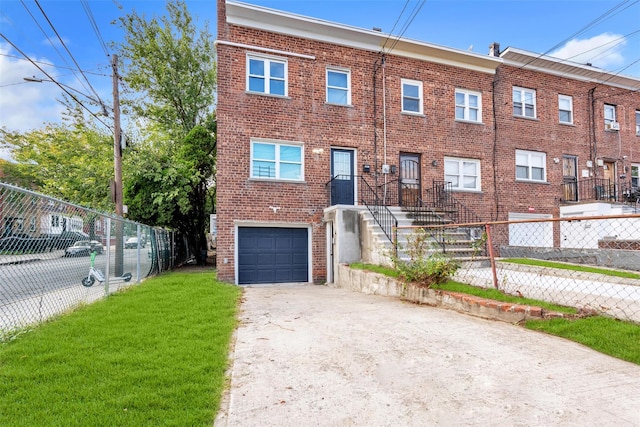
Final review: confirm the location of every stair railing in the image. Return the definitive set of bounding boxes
[358,176,398,254]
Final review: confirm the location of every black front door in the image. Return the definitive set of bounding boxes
[399,153,421,206]
[331,148,354,205]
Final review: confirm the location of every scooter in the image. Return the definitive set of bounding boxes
[82,250,132,287]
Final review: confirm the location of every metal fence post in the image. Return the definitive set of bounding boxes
[136,224,141,283]
[485,223,499,289]
[104,217,112,297]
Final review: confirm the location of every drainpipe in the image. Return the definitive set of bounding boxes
[382,55,388,204]
[588,87,597,177]
[491,70,500,221]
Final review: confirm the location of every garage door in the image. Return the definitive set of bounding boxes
[238,227,308,284]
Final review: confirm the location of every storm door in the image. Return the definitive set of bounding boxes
[330,148,354,205]
[399,153,421,207]
[562,156,577,202]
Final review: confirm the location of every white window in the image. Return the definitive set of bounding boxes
[455,89,481,122]
[604,104,616,126]
[247,54,287,96]
[513,87,536,118]
[632,164,639,188]
[444,157,481,191]
[401,79,423,114]
[635,110,639,135]
[326,68,351,105]
[516,150,546,182]
[558,95,573,124]
[251,140,303,181]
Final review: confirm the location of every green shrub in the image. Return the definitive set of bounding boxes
[391,228,460,287]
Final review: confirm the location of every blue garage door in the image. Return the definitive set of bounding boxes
[238,227,308,284]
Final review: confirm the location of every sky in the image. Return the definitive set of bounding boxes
[1,0,639,160]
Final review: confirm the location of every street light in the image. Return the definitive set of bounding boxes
[23,76,110,117]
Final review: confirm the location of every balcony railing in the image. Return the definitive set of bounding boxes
[561,178,618,203]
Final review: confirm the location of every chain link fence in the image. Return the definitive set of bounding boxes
[0,182,187,336]
[400,213,640,323]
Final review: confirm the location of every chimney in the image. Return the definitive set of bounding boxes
[489,42,500,57]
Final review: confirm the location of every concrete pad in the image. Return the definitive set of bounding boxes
[215,285,640,427]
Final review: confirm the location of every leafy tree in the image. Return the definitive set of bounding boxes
[0,120,114,211]
[116,0,217,256]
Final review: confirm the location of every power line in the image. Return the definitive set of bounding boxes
[0,53,109,75]
[33,0,105,110]
[0,32,112,130]
[80,0,110,57]
[384,0,427,56]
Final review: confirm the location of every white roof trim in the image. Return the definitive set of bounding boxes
[500,47,640,91]
[225,1,501,75]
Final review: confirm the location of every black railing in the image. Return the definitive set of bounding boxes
[560,178,617,203]
[425,181,483,226]
[324,175,399,249]
[358,176,398,248]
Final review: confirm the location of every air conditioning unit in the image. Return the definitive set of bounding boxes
[606,122,620,131]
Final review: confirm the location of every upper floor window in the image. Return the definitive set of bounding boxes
[401,79,423,114]
[247,54,287,96]
[326,68,351,105]
[251,140,303,181]
[444,157,481,191]
[558,95,573,124]
[631,164,639,188]
[516,149,546,182]
[455,89,481,122]
[604,104,616,127]
[635,110,640,135]
[513,87,536,118]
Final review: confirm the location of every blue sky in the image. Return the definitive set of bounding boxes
[1,0,639,145]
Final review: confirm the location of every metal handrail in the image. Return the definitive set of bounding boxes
[358,176,398,252]
[560,177,617,203]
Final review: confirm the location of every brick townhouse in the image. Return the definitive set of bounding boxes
[215,0,640,285]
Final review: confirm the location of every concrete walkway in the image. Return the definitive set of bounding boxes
[215,284,640,427]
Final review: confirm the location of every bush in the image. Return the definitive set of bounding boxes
[391,228,460,287]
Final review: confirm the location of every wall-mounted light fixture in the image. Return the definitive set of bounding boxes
[432,160,438,167]
[363,164,371,173]
[553,158,560,164]
[390,165,397,174]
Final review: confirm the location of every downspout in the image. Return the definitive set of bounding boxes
[588,87,597,176]
[491,71,500,221]
[373,58,379,187]
[382,55,388,204]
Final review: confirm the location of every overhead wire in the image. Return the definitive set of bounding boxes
[80,0,110,57]
[0,33,112,131]
[384,0,427,55]
[33,0,105,110]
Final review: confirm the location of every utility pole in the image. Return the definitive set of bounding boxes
[113,54,124,276]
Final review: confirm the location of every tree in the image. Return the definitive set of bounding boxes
[116,0,217,257]
[0,120,114,211]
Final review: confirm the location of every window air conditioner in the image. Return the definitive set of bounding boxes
[607,122,620,131]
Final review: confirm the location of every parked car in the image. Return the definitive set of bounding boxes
[125,237,145,249]
[0,236,50,253]
[64,240,103,257]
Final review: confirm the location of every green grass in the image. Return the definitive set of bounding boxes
[0,270,242,427]
[350,262,640,364]
[525,317,640,365]
[350,263,575,313]
[501,258,640,280]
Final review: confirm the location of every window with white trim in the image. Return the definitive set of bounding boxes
[558,95,573,124]
[631,164,639,188]
[635,110,639,135]
[455,89,481,122]
[516,150,546,182]
[401,79,423,114]
[444,157,481,191]
[326,68,351,105]
[513,87,536,118]
[247,54,287,96]
[251,140,303,181]
[604,104,616,126]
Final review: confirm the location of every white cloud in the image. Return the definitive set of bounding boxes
[0,42,67,133]
[550,33,627,70]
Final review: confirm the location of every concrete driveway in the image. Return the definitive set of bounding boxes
[215,284,640,427]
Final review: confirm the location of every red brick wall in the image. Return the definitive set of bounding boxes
[216,4,640,283]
